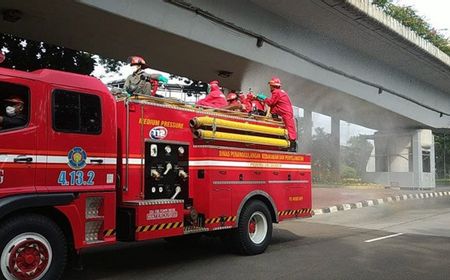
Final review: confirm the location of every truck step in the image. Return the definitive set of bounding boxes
[123,199,184,206]
[184,226,209,235]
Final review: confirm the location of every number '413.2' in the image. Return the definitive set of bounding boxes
[57,170,95,186]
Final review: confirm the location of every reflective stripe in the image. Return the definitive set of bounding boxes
[120,159,311,169]
[268,180,309,184]
[2,155,308,169]
[213,180,266,185]
[189,160,311,169]
[122,158,144,165]
[0,154,117,164]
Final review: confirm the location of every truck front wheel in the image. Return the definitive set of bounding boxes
[0,214,67,280]
[234,200,273,255]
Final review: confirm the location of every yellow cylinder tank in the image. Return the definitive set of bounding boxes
[190,116,287,137]
[194,129,290,148]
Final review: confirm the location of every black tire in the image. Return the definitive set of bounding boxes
[0,214,67,280]
[233,200,273,255]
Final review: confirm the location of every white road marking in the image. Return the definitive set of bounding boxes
[364,233,404,243]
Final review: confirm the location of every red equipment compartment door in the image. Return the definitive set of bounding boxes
[45,87,116,192]
[0,79,38,196]
[208,170,232,224]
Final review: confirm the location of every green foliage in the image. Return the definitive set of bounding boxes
[341,135,374,177]
[372,0,450,55]
[1,33,94,74]
[434,133,450,179]
[341,165,358,179]
[97,57,123,73]
[436,178,450,186]
[311,127,339,183]
[1,33,122,75]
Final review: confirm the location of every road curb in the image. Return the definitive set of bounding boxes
[313,191,450,215]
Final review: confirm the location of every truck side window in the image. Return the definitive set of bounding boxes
[52,90,101,134]
[0,82,29,132]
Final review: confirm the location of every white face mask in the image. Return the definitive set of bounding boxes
[6,106,16,117]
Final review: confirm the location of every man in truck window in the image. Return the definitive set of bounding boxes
[259,77,297,152]
[0,96,26,130]
[124,56,169,96]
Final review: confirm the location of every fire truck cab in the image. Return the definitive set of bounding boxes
[0,67,311,280]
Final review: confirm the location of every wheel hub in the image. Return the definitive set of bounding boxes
[9,240,49,279]
[249,220,256,234]
[247,211,268,244]
[2,233,52,280]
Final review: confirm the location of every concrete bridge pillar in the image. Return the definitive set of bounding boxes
[331,117,341,181]
[299,108,313,154]
[412,129,435,189]
[364,129,435,189]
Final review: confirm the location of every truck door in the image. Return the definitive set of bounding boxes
[0,80,37,196]
[46,88,116,192]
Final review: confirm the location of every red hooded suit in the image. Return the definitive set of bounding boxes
[265,88,297,141]
[196,81,227,108]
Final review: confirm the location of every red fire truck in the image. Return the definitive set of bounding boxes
[0,67,311,280]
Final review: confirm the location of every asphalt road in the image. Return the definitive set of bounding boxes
[65,197,450,280]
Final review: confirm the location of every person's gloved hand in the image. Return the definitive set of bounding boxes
[158,75,169,84]
[256,93,267,101]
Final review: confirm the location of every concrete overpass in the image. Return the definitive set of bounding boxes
[1,0,449,188]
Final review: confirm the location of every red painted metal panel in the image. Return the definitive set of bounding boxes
[55,191,116,249]
[130,202,184,240]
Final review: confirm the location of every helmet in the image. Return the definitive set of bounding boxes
[209,80,219,86]
[268,77,281,87]
[0,52,5,64]
[246,92,255,100]
[127,56,149,69]
[227,92,238,101]
[4,96,24,104]
[209,80,220,91]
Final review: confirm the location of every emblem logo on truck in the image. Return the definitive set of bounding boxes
[67,147,87,170]
[150,126,168,140]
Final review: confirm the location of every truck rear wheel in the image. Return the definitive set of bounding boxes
[234,200,272,255]
[0,214,67,280]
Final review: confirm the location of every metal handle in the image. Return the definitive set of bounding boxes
[14,156,33,163]
[90,159,104,164]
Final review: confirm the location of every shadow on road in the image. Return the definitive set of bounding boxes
[64,229,303,279]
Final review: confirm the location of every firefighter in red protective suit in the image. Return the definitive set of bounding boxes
[244,92,266,115]
[260,77,297,152]
[223,92,265,115]
[222,92,243,111]
[196,80,227,108]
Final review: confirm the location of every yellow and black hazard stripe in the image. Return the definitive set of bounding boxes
[136,222,184,233]
[103,229,116,237]
[278,208,312,217]
[205,216,237,224]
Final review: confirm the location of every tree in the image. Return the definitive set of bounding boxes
[434,133,450,179]
[372,0,450,55]
[311,127,337,183]
[341,136,374,178]
[0,33,122,75]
